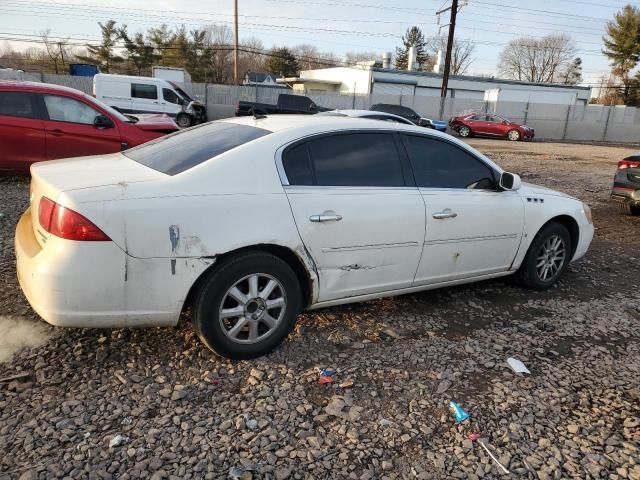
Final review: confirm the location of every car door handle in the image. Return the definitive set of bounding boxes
[433,209,458,219]
[309,214,343,222]
[50,129,64,136]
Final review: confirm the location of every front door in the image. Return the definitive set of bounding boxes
[400,134,524,285]
[281,131,426,302]
[40,94,123,160]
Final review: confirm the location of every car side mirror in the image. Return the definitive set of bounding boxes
[499,172,521,191]
[94,114,114,129]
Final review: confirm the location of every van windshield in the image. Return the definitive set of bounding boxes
[123,122,271,175]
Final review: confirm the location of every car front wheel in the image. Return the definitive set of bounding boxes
[193,251,302,359]
[176,113,193,128]
[459,125,471,137]
[507,129,521,141]
[518,222,571,290]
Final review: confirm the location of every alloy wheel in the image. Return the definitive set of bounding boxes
[218,273,287,344]
[508,130,520,141]
[535,235,566,282]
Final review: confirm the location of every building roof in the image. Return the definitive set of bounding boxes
[371,67,591,91]
[276,77,342,85]
[245,72,279,83]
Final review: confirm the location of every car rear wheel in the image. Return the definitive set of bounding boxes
[619,203,640,216]
[518,222,571,290]
[193,251,302,359]
[176,113,193,128]
[507,129,521,141]
[459,125,471,138]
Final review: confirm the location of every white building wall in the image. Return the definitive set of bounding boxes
[300,67,371,95]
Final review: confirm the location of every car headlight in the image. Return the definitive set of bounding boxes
[582,203,593,224]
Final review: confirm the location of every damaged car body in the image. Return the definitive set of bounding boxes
[16,116,594,359]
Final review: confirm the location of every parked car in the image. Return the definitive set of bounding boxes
[236,93,330,116]
[93,73,206,128]
[449,113,534,141]
[16,115,594,359]
[318,109,415,124]
[0,80,179,175]
[370,103,447,131]
[611,153,640,215]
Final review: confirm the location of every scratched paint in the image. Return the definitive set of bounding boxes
[170,259,176,275]
[169,225,180,253]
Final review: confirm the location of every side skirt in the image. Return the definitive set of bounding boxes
[308,270,515,310]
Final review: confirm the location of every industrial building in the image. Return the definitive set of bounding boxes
[278,64,592,105]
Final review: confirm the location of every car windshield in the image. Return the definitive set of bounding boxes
[123,122,271,175]
[82,92,131,123]
[171,84,194,102]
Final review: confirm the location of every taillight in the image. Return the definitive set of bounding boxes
[38,197,110,241]
[618,159,640,170]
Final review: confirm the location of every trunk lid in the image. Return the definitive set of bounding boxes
[29,153,165,247]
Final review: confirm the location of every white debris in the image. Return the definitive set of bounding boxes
[507,357,531,375]
[109,434,129,448]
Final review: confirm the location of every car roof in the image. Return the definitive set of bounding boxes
[0,80,85,96]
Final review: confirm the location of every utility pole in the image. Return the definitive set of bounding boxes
[234,0,239,85]
[58,42,66,70]
[437,0,459,119]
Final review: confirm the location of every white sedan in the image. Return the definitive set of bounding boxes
[16,116,594,359]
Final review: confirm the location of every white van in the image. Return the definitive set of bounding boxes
[93,74,206,127]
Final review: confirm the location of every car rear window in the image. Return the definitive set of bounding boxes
[124,122,271,175]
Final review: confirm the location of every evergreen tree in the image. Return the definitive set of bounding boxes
[394,26,430,70]
[560,57,583,85]
[119,27,156,75]
[76,20,122,72]
[266,47,299,76]
[603,5,640,105]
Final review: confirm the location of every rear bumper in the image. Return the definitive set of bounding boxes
[15,207,183,328]
[611,186,640,205]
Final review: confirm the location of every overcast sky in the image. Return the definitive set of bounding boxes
[0,0,624,86]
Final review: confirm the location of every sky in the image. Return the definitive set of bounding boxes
[0,0,627,87]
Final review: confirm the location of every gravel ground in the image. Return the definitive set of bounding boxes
[1,140,640,480]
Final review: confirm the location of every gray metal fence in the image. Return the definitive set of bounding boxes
[5,72,640,145]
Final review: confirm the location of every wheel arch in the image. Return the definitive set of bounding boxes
[181,243,316,315]
[538,214,580,260]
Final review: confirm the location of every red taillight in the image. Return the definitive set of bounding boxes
[38,197,110,241]
[618,159,640,170]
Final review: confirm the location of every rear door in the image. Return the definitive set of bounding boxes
[281,131,426,302]
[400,134,524,284]
[468,115,490,135]
[0,91,45,173]
[40,94,123,160]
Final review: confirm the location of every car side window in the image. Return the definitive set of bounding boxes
[0,92,38,119]
[402,135,496,190]
[163,88,180,104]
[132,83,158,100]
[43,95,101,125]
[307,133,404,187]
[282,143,314,185]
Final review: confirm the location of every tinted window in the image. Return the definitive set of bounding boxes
[43,95,100,124]
[402,135,495,189]
[0,92,37,118]
[163,88,180,104]
[131,83,157,100]
[307,133,404,187]
[124,122,271,175]
[282,143,313,185]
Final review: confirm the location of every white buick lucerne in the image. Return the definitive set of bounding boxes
[16,115,594,359]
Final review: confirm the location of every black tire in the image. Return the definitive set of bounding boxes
[459,125,471,138]
[619,203,640,216]
[193,251,302,359]
[176,113,193,128]
[507,129,521,141]
[517,222,572,291]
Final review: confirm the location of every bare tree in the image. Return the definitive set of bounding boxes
[238,36,267,75]
[203,24,233,84]
[345,51,379,66]
[426,37,475,75]
[498,34,577,83]
[40,29,70,74]
[291,44,339,70]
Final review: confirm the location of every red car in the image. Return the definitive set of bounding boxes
[0,81,179,174]
[449,113,534,142]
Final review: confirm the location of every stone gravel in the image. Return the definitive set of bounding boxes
[1,139,640,479]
